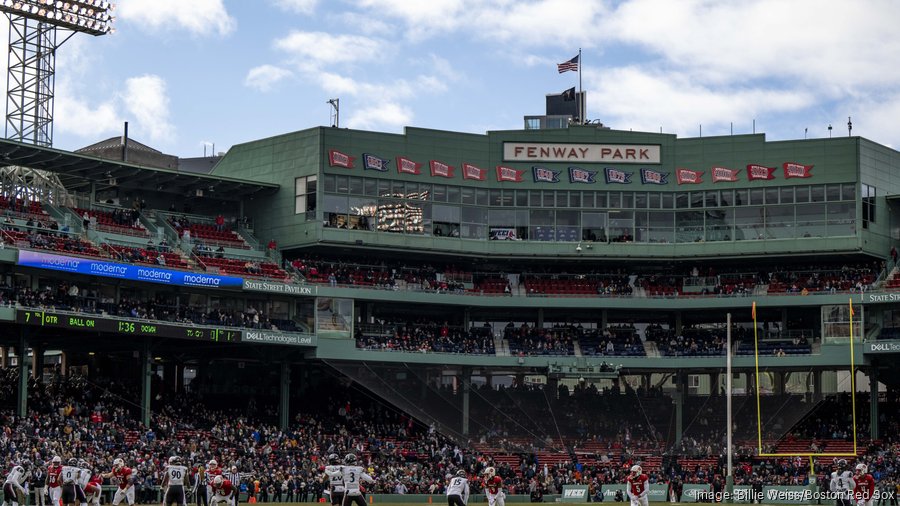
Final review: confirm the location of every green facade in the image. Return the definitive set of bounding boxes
[212,125,899,259]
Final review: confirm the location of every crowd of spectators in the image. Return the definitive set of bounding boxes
[356,322,495,354]
[0,368,898,500]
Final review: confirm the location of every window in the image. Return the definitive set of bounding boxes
[862,183,876,229]
[295,175,317,216]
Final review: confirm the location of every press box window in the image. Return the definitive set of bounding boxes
[295,175,318,215]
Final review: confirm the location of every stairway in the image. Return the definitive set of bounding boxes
[494,336,510,356]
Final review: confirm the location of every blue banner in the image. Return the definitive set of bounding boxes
[604,167,633,184]
[640,168,669,185]
[532,166,560,183]
[17,250,244,289]
[362,153,390,172]
[568,166,597,184]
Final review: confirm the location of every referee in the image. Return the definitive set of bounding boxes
[223,466,242,506]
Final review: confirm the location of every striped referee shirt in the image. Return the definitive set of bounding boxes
[223,471,242,488]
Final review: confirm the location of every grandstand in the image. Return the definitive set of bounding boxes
[0,123,898,503]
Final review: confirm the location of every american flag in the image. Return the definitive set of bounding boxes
[557,54,579,73]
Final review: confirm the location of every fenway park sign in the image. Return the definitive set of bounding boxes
[503,142,661,164]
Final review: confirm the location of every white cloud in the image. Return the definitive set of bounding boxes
[244,65,293,92]
[588,67,814,137]
[54,84,122,141]
[273,0,319,14]
[118,0,236,37]
[123,75,174,142]
[346,102,413,131]
[274,31,385,65]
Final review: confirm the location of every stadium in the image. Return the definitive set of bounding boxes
[0,4,898,506]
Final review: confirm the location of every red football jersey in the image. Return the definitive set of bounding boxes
[213,479,233,497]
[114,467,134,489]
[628,474,649,497]
[485,476,503,494]
[855,474,875,501]
[48,466,62,488]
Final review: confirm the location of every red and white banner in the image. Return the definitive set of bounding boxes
[496,165,524,182]
[462,163,486,181]
[396,156,422,175]
[746,164,776,181]
[711,166,739,182]
[328,149,355,168]
[676,168,703,184]
[783,162,813,179]
[430,160,455,178]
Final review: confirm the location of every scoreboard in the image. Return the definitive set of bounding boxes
[16,310,242,343]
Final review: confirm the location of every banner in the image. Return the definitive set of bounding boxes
[676,168,704,184]
[532,166,561,183]
[243,330,316,347]
[783,162,813,178]
[242,279,315,295]
[327,149,355,168]
[560,485,588,502]
[496,166,524,182]
[747,164,776,180]
[462,163,486,181]
[363,153,390,172]
[396,156,422,175]
[640,168,668,185]
[604,167,633,184]
[711,166,739,182]
[568,166,597,184]
[429,160,454,178]
[17,250,243,289]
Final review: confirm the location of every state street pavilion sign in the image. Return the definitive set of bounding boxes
[503,142,661,164]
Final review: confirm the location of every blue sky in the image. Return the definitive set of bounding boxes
[12,0,900,157]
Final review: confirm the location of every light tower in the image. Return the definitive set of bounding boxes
[0,0,115,147]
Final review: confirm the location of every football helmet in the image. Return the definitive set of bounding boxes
[168,456,181,465]
[631,465,642,475]
[52,456,61,465]
[483,467,496,477]
[207,459,218,470]
[456,470,467,478]
[344,453,357,465]
[855,463,867,474]
[67,458,78,466]
[328,454,340,465]
[837,459,848,469]
[113,458,124,469]
[213,475,224,486]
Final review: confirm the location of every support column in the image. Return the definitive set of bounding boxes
[17,333,28,416]
[279,362,291,431]
[31,345,43,382]
[0,346,7,368]
[813,370,823,401]
[781,308,788,337]
[60,351,67,377]
[675,312,683,336]
[869,366,879,440]
[140,338,152,428]
[601,309,608,330]
[674,372,685,445]
[463,309,470,330]
[774,372,786,395]
[537,308,544,329]
[461,367,471,436]
[710,373,720,396]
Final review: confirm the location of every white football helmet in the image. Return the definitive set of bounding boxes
[631,465,642,475]
[483,467,495,477]
[51,456,61,465]
[213,475,224,486]
[208,459,218,470]
[113,458,124,469]
[856,463,867,474]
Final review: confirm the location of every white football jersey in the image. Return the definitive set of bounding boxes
[77,468,92,487]
[830,470,855,498]
[165,465,188,486]
[446,476,469,501]
[324,465,344,493]
[341,465,373,496]
[4,466,26,484]
[60,465,79,485]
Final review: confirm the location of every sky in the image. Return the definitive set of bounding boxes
[6,0,900,158]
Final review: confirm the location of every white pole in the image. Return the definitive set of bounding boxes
[726,313,734,494]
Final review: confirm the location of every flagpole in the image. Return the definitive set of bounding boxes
[578,48,583,124]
